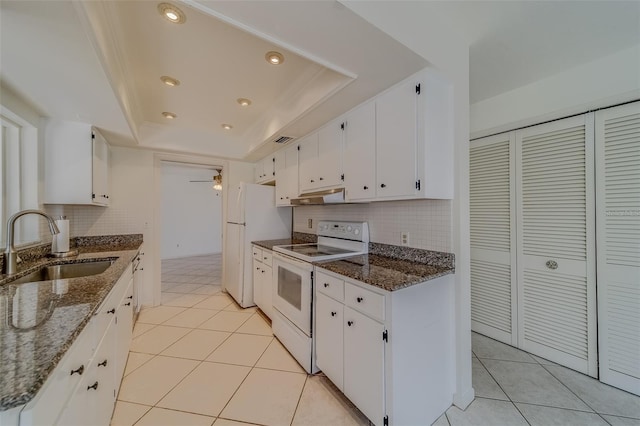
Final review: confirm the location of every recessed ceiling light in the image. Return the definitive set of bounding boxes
[237,98,252,107]
[162,112,177,119]
[222,124,233,130]
[158,3,186,24]
[160,75,180,86]
[265,51,284,65]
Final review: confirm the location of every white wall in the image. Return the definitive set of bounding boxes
[471,44,640,137]
[160,162,222,259]
[294,200,452,253]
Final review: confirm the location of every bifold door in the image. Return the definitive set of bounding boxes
[595,101,640,395]
[470,133,517,345]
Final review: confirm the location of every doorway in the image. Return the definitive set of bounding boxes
[160,162,223,302]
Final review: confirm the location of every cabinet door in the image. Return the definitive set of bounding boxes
[343,307,385,426]
[93,321,117,425]
[253,259,264,311]
[344,101,376,201]
[315,293,344,389]
[264,155,276,181]
[298,134,319,192]
[376,79,418,199]
[470,133,517,346]
[115,278,134,389]
[92,129,110,206]
[274,149,286,179]
[316,120,344,188]
[595,101,640,395]
[262,264,273,319]
[516,114,597,376]
[254,161,263,183]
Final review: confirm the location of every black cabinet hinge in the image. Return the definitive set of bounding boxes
[341,174,344,181]
[91,132,95,140]
[383,415,389,426]
[383,330,388,342]
[272,157,275,162]
[297,145,300,151]
[340,122,345,130]
[416,83,421,95]
[92,193,96,199]
[415,179,421,190]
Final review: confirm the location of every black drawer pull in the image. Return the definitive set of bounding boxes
[363,186,368,190]
[357,297,364,303]
[319,177,324,181]
[107,308,115,314]
[87,381,98,391]
[331,311,337,317]
[324,283,329,288]
[347,321,354,327]
[98,359,108,367]
[380,183,386,188]
[127,295,133,299]
[124,302,131,306]
[70,365,84,376]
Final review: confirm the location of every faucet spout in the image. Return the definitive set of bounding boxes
[3,209,60,275]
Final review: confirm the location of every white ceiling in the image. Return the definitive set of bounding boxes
[1,1,638,160]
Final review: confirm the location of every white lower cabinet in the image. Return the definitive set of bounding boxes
[315,268,455,426]
[252,245,274,319]
[16,265,134,426]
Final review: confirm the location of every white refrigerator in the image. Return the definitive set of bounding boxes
[224,182,292,307]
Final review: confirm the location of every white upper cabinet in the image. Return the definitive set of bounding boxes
[376,78,419,199]
[254,155,275,183]
[298,133,319,193]
[276,143,299,206]
[316,119,344,189]
[343,101,376,201]
[257,67,454,202]
[44,121,110,206]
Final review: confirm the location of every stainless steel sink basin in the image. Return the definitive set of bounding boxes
[10,260,114,285]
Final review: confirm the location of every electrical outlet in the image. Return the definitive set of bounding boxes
[308,218,313,229]
[401,231,410,246]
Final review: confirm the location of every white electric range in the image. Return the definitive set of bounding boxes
[271,221,370,373]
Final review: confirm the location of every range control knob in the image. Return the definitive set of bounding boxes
[347,225,352,232]
[354,228,360,235]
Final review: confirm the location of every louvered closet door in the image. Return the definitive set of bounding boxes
[516,114,597,377]
[470,133,517,345]
[596,101,640,395]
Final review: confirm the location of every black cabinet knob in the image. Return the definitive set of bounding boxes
[70,365,84,376]
[331,311,337,317]
[107,308,115,314]
[127,295,133,299]
[124,302,131,306]
[363,186,368,190]
[357,297,364,303]
[319,177,324,181]
[347,321,354,327]
[380,183,386,188]
[310,179,315,183]
[261,270,265,274]
[98,359,108,367]
[324,283,329,288]
[87,381,99,391]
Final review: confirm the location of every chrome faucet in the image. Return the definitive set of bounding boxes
[3,209,60,275]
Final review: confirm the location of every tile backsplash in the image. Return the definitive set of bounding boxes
[293,199,452,253]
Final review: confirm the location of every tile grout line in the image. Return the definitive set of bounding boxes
[474,356,533,425]
[289,374,309,425]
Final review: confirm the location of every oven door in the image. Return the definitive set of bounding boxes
[272,252,313,336]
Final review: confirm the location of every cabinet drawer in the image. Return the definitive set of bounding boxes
[252,246,262,262]
[261,250,273,267]
[344,282,385,321]
[316,271,344,301]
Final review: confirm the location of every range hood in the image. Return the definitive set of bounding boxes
[291,188,345,205]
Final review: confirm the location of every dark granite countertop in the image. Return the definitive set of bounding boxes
[0,235,142,411]
[315,253,454,292]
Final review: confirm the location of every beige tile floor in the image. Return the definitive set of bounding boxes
[112,255,640,426]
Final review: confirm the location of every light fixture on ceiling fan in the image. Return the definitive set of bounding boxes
[213,169,223,191]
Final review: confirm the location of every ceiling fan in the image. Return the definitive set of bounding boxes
[189,168,223,190]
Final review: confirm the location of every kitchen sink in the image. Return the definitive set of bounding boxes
[10,260,114,285]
